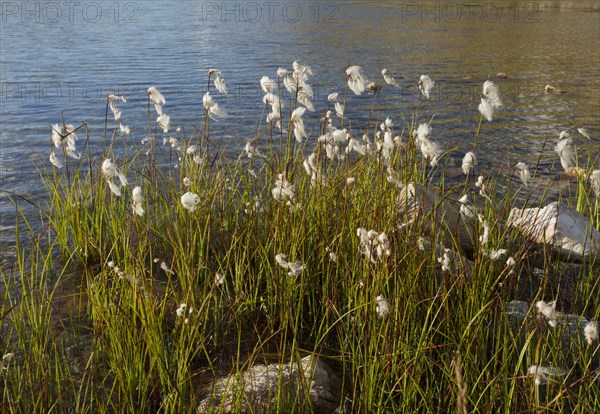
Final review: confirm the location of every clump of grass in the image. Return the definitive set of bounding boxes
[1,63,599,413]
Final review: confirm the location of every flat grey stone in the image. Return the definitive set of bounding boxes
[198,355,342,413]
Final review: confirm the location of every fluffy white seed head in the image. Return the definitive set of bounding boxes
[291,107,307,143]
[376,295,390,318]
[214,73,228,94]
[437,248,452,272]
[51,123,80,159]
[584,321,598,345]
[148,87,165,106]
[415,123,431,143]
[478,98,493,122]
[487,249,507,261]
[131,186,144,216]
[478,80,502,121]
[536,300,557,328]
[589,170,600,198]
[346,65,368,96]
[577,128,590,139]
[157,114,170,133]
[462,152,476,175]
[276,67,288,78]
[49,151,63,168]
[418,74,434,99]
[527,365,566,385]
[515,162,531,187]
[176,303,187,317]
[271,174,295,202]
[382,68,399,87]
[102,159,127,196]
[554,137,576,172]
[181,191,200,212]
[203,92,227,120]
[260,76,276,93]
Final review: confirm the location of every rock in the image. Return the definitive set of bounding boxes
[505,300,598,369]
[544,84,566,94]
[506,300,530,320]
[496,72,508,79]
[198,355,342,413]
[396,183,479,254]
[507,202,600,261]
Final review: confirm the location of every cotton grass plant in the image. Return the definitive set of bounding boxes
[1,63,599,413]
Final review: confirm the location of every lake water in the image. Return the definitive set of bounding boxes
[1,0,599,251]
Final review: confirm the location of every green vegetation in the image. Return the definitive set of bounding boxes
[1,65,598,413]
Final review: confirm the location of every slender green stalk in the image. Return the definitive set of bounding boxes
[4,67,599,413]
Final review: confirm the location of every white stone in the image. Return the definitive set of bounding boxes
[198,355,342,413]
[508,202,600,260]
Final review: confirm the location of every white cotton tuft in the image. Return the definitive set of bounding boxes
[291,107,308,143]
[515,162,531,187]
[437,248,452,272]
[376,295,390,318]
[181,191,200,212]
[49,151,63,168]
[131,186,144,216]
[271,174,295,203]
[478,80,502,121]
[156,114,170,133]
[527,365,566,385]
[260,76,276,93]
[213,72,228,94]
[589,170,600,198]
[346,65,368,96]
[584,321,598,345]
[554,137,576,172]
[418,74,434,99]
[478,98,494,122]
[382,68,400,87]
[536,300,558,328]
[203,92,227,121]
[102,159,127,196]
[462,152,476,175]
[148,87,165,106]
[577,128,590,140]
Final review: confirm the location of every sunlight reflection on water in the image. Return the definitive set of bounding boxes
[0,0,598,245]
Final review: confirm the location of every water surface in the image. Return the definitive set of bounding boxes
[1,0,599,248]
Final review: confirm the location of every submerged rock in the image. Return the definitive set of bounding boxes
[396,183,479,255]
[198,355,342,413]
[507,202,600,261]
[505,300,598,368]
[544,84,566,94]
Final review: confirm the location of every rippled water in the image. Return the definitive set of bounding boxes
[1,1,599,248]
